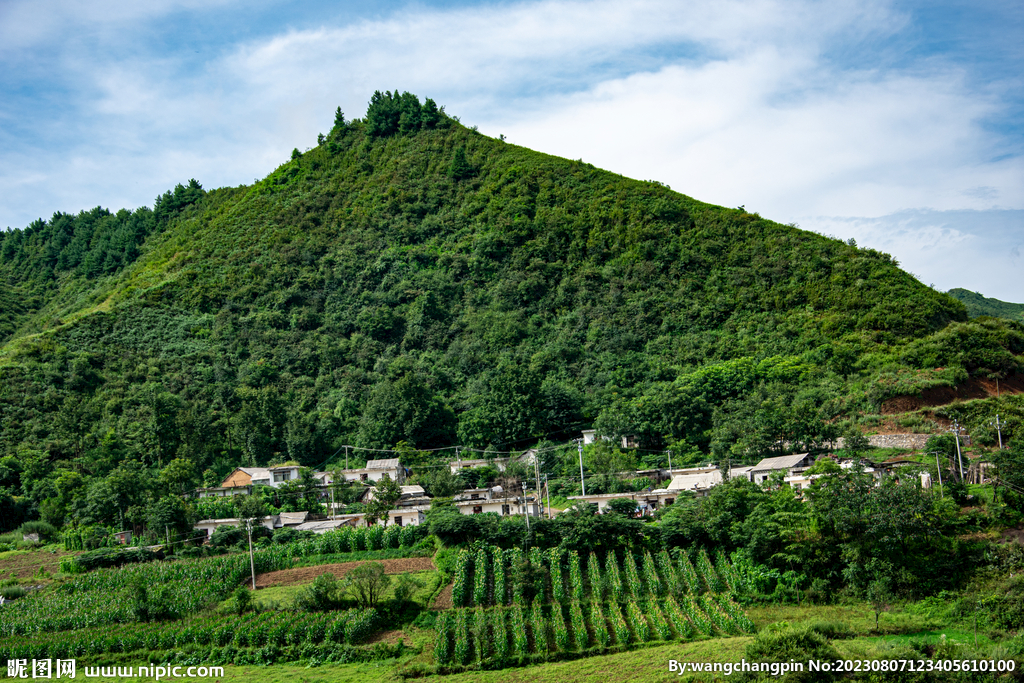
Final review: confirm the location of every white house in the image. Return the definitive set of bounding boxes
[338,458,405,484]
[749,453,815,485]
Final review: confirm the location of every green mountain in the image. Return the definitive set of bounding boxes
[1,91,1022,509]
[948,288,1024,322]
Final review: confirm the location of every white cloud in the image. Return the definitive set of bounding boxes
[0,0,1020,299]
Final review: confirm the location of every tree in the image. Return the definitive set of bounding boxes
[448,146,473,181]
[348,562,391,608]
[419,467,462,498]
[606,497,638,517]
[160,458,196,496]
[365,473,402,527]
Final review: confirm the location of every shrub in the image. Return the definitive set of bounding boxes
[294,573,343,612]
[740,627,841,682]
[0,585,27,599]
[348,562,390,608]
[72,547,159,572]
[18,521,58,543]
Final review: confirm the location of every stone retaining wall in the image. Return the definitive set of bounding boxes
[834,433,932,450]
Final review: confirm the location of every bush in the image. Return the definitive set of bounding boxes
[18,521,58,543]
[0,585,27,599]
[72,547,160,572]
[295,573,344,612]
[739,627,841,682]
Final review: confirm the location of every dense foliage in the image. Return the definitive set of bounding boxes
[948,288,1024,322]
[0,91,1020,539]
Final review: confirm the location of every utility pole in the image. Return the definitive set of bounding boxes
[577,439,586,497]
[667,449,673,475]
[545,474,552,520]
[344,445,349,469]
[245,518,256,590]
[950,422,966,482]
[993,414,1004,451]
[522,483,530,531]
[534,454,542,509]
[929,450,943,497]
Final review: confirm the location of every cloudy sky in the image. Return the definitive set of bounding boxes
[1,0,1021,300]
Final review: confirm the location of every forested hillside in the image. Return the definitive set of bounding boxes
[949,288,1024,322]
[1,91,1022,530]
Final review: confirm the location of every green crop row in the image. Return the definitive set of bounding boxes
[434,594,751,665]
[2,608,377,660]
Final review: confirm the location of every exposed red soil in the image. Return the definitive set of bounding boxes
[880,373,1024,415]
[253,556,435,589]
[366,629,406,644]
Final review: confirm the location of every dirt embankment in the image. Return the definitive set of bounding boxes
[881,373,1024,415]
[253,556,435,589]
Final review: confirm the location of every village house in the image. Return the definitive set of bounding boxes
[336,458,406,484]
[748,453,815,485]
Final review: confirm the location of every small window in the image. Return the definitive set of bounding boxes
[665,498,674,506]
[473,506,483,514]
[360,473,368,481]
[501,505,510,515]
[471,493,479,500]
[395,517,402,527]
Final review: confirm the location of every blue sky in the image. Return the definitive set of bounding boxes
[1,0,1021,300]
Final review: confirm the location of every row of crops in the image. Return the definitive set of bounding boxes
[2,608,378,660]
[0,549,295,636]
[271,523,428,557]
[451,546,739,608]
[434,594,754,665]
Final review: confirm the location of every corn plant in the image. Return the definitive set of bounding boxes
[453,608,471,664]
[551,603,569,651]
[473,607,489,662]
[530,598,547,653]
[696,548,724,593]
[626,601,651,642]
[714,549,740,593]
[382,524,401,549]
[510,547,525,605]
[548,548,566,603]
[492,546,507,606]
[568,550,585,601]
[492,608,509,662]
[589,597,611,648]
[674,548,699,594]
[587,552,604,600]
[529,547,546,601]
[699,594,738,635]
[646,600,673,640]
[569,600,588,650]
[715,594,755,633]
[623,552,642,598]
[608,601,630,645]
[641,551,662,596]
[664,596,694,639]
[681,596,713,635]
[605,551,623,602]
[366,525,384,551]
[657,550,681,596]
[432,610,452,663]
[473,547,490,607]
[510,603,529,656]
[452,549,470,607]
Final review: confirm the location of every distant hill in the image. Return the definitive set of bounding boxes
[948,288,1024,322]
[0,90,1020,488]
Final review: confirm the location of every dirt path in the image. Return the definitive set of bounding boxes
[254,557,435,588]
[431,581,453,610]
